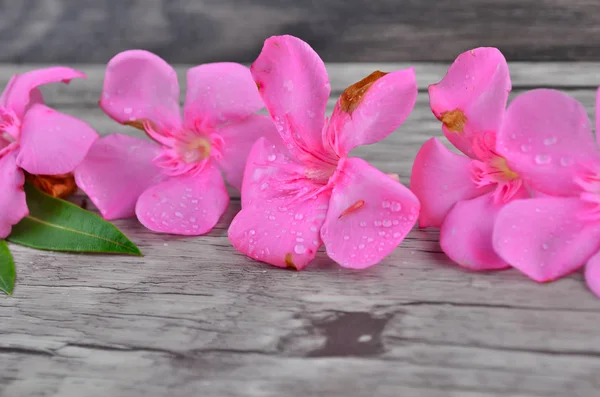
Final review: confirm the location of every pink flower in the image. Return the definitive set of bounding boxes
[75,50,279,235]
[0,68,98,238]
[228,35,420,270]
[410,47,532,270]
[492,88,600,297]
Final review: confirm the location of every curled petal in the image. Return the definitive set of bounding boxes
[251,35,334,162]
[320,157,420,269]
[2,67,86,119]
[136,162,229,235]
[493,197,600,282]
[429,47,511,158]
[74,134,164,220]
[498,89,599,196]
[16,104,98,175]
[327,68,417,156]
[585,251,600,298]
[410,138,490,228]
[184,63,264,128]
[229,138,330,270]
[100,50,181,130]
[0,151,28,238]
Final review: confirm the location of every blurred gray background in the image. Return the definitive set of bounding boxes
[1,0,598,63]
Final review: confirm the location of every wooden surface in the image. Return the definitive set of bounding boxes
[2,63,600,397]
[2,0,600,63]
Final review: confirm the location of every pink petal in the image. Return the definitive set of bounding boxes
[493,197,600,282]
[136,162,229,235]
[2,67,86,119]
[214,114,280,191]
[497,89,599,196]
[327,68,417,156]
[597,88,600,148]
[410,138,491,228]
[184,63,264,128]
[74,134,164,220]
[100,50,181,130]
[320,157,420,269]
[585,251,600,298]
[429,47,511,158]
[440,192,517,271]
[251,35,334,161]
[228,137,330,270]
[0,151,28,238]
[16,104,98,175]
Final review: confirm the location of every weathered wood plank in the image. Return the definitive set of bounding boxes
[2,0,600,63]
[2,63,600,397]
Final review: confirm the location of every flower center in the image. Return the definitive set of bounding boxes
[180,136,211,164]
[143,120,223,177]
[469,132,522,203]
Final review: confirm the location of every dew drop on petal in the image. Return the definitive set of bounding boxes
[542,243,549,251]
[520,144,531,153]
[294,213,304,220]
[382,220,392,227]
[391,202,402,212]
[534,154,551,165]
[560,156,574,167]
[344,235,350,241]
[381,201,391,209]
[294,244,306,254]
[543,136,557,146]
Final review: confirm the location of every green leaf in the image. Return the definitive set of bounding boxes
[0,240,15,295]
[8,184,142,256]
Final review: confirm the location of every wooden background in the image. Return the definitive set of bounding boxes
[1,0,600,63]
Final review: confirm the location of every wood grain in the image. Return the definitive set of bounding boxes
[1,0,600,63]
[1,63,600,397]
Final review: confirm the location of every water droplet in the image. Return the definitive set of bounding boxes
[344,235,350,241]
[391,202,402,212]
[268,215,276,220]
[560,156,574,167]
[260,182,269,191]
[310,225,317,232]
[381,201,391,209]
[542,243,549,250]
[393,232,401,238]
[534,154,551,165]
[174,211,183,218]
[360,221,367,227]
[543,136,557,145]
[378,231,386,236]
[296,237,304,242]
[294,244,306,254]
[124,107,133,114]
[520,144,531,152]
[267,154,276,162]
[358,244,365,249]
[294,213,304,220]
[374,220,382,227]
[382,220,392,227]
[249,230,256,235]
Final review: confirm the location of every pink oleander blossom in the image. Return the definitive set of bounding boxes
[0,68,98,238]
[492,88,600,298]
[228,35,420,270]
[75,50,279,236]
[410,47,535,271]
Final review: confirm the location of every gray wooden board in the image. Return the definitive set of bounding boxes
[1,63,600,397]
[3,0,600,63]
